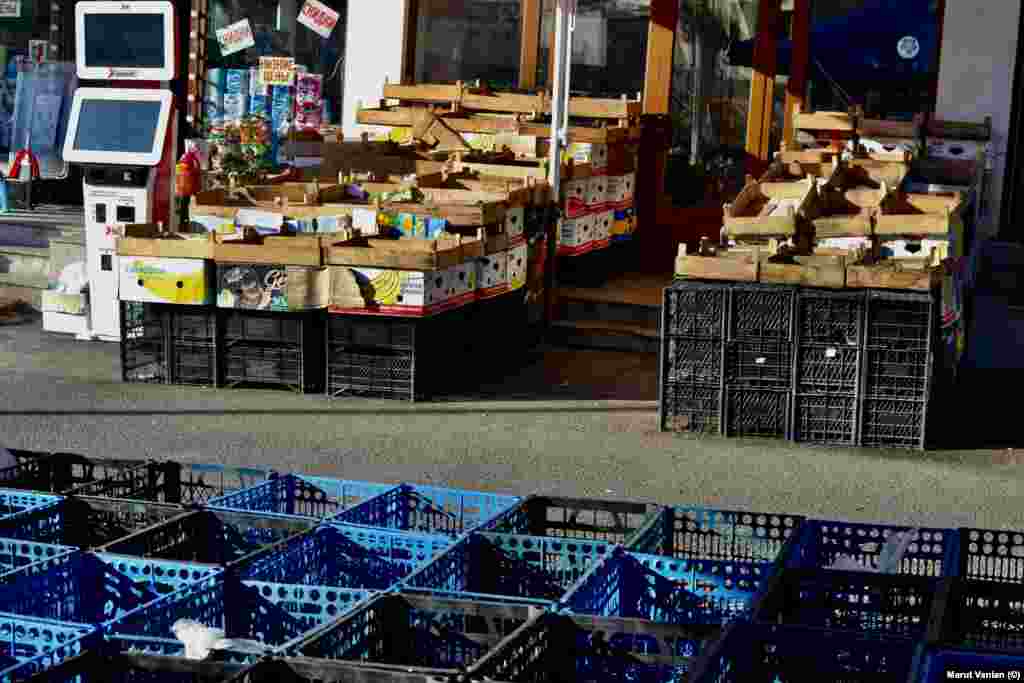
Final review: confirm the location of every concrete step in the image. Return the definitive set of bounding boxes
[548,319,660,354]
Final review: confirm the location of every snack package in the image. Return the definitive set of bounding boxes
[294,73,323,133]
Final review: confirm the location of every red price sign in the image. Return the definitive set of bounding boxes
[216,19,256,56]
[297,0,339,39]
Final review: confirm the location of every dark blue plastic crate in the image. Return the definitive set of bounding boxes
[480,495,662,544]
[786,519,958,577]
[914,648,1024,683]
[319,523,454,573]
[0,491,61,518]
[19,649,248,682]
[688,622,918,682]
[561,548,774,626]
[100,510,315,565]
[207,474,393,520]
[0,497,187,549]
[219,657,459,682]
[295,593,537,670]
[331,484,520,536]
[628,506,805,566]
[0,616,99,681]
[753,568,940,638]
[932,579,1024,653]
[0,539,76,576]
[467,611,707,683]
[959,527,1024,583]
[107,573,312,657]
[0,551,216,625]
[402,532,612,604]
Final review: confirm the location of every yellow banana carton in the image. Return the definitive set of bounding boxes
[119,257,215,305]
[508,243,528,291]
[328,267,452,317]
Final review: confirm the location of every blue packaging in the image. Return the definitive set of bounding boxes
[426,218,447,239]
[204,68,225,136]
[270,85,294,163]
[223,93,248,122]
[249,67,269,118]
[224,68,250,96]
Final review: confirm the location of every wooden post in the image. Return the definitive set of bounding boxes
[782,0,810,150]
[519,0,542,90]
[642,0,678,115]
[400,0,421,84]
[745,0,781,176]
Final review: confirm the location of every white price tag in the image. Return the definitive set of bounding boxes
[755,357,766,365]
[216,19,256,56]
[352,208,378,234]
[0,0,20,18]
[825,348,838,359]
[297,0,340,39]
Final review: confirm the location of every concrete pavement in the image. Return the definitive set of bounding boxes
[0,317,1021,531]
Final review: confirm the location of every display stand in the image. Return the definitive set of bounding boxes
[60,1,179,342]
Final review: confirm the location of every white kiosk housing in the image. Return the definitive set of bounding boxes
[62,1,178,342]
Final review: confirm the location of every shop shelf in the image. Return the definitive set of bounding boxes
[0,539,76,575]
[331,484,520,537]
[221,311,325,394]
[661,337,723,386]
[913,648,1024,683]
[22,650,247,682]
[0,616,99,681]
[728,284,795,342]
[658,382,722,435]
[627,505,805,565]
[468,611,710,683]
[0,551,215,624]
[207,473,393,520]
[752,568,939,638]
[0,490,61,518]
[724,387,790,439]
[294,593,536,670]
[797,288,866,348]
[930,579,1024,653]
[725,339,793,389]
[401,532,610,604]
[120,301,169,384]
[0,497,187,548]
[662,281,728,339]
[786,519,957,578]
[99,509,315,565]
[959,527,1024,583]
[560,548,774,626]
[106,573,312,657]
[792,393,859,446]
[479,495,661,544]
[687,622,918,682]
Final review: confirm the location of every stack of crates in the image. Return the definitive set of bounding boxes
[222,310,325,394]
[660,280,946,449]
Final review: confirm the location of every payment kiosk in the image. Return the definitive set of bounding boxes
[62,1,179,342]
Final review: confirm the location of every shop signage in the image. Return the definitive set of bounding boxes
[216,18,256,56]
[297,0,340,39]
[897,36,920,60]
[259,57,296,86]
[0,0,20,18]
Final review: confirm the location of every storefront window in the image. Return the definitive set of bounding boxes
[537,0,649,97]
[413,0,521,88]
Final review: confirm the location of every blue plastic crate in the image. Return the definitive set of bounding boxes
[106,573,309,657]
[402,532,613,604]
[0,539,76,576]
[628,506,805,565]
[914,648,1024,683]
[0,552,216,625]
[467,611,704,683]
[752,568,940,638]
[100,510,315,565]
[688,622,918,682]
[320,523,454,572]
[295,593,538,669]
[0,615,99,681]
[0,491,61,519]
[560,548,774,626]
[207,474,393,520]
[786,519,958,577]
[332,484,520,537]
[480,495,662,544]
[17,649,249,682]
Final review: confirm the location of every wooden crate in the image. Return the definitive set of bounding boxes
[846,260,942,291]
[874,192,962,239]
[723,177,818,241]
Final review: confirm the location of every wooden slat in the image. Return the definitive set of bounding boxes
[519,0,541,90]
[846,263,941,291]
[642,0,679,114]
[745,0,781,168]
[381,84,640,119]
[761,256,846,288]
[794,110,855,132]
[782,0,811,150]
[675,255,759,282]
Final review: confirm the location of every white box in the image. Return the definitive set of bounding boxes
[925,138,988,162]
[593,210,614,245]
[606,176,626,206]
[558,217,586,249]
[562,178,589,218]
[476,251,510,297]
[349,267,449,313]
[504,206,525,240]
[622,173,636,200]
[577,213,596,246]
[508,243,528,291]
[119,257,215,305]
[445,262,475,305]
[43,311,89,336]
[568,142,608,170]
[587,177,607,209]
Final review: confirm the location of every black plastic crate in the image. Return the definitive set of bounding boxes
[222,658,454,682]
[169,306,219,342]
[793,394,858,446]
[725,340,792,389]
[930,579,1024,653]
[860,397,929,450]
[0,453,179,500]
[865,290,935,352]
[120,301,168,384]
[725,387,789,439]
[794,343,860,396]
[728,284,795,341]
[797,289,865,347]
[480,495,662,544]
[662,337,723,386]
[659,383,722,434]
[222,311,324,394]
[662,281,728,339]
[959,527,1024,584]
[170,340,218,387]
[24,650,247,682]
